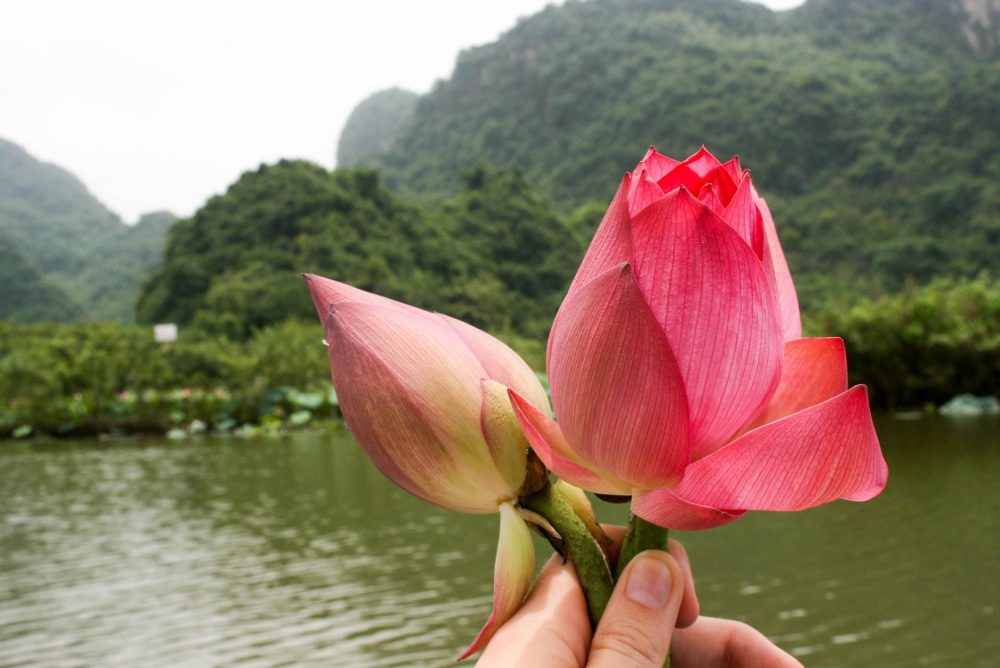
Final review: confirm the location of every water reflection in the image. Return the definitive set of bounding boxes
[1,415,997,666]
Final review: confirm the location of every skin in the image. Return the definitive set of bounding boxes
[477,526,803,668]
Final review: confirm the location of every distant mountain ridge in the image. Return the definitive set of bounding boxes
[0,232,83,322]
[357,0,996,201]
[0,138,176,322]
[340,0,999,304]
[336,88,419,168]
[0,138,121,271]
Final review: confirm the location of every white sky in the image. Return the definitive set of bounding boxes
[1,0,805,223]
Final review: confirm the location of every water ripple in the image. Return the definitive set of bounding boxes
[2,417,998,667]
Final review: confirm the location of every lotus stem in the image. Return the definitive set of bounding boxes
[614,512,669,580]
[616,512,671,667]
[519,480,614,626]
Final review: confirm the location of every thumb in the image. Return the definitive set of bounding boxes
[587,550,684,667]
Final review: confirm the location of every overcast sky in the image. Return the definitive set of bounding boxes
[1,0,805,222]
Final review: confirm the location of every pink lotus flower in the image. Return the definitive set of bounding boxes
[510,147,888,530]
[303,273,548,657]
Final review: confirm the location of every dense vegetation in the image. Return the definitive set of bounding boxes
[0,318,547,438]
[0,138,175,322]
[811,275,1000,410]
[5,276,997,437]
[353,0,999,307]
[0,320,338,438]
[137,161,583,340]
[336,87,419,168]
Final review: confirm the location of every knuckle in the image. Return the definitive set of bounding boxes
[723,620,769,667]
[591,622,662,666]
[729,620,757,638]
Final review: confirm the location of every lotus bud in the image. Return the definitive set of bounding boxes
[509,147,888,530]
[303,273,549,655]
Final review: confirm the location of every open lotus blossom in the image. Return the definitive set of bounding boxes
[304,274,548,658]
[509,147,888,530]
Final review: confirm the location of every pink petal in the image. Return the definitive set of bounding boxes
[720,155,744,184]
[656,146,724,195]
[459,503,535,660]
[715,157,743,202]
[303,273,416,326]
[565,175,634,297]
[757,198,802,341]
[631,487,746,531]
[744,338,848,432]
[439,313,550,415]
[548,263,690,489]
[328,302,512,512]
[303,273,358,321]
[639,146,681,181]
[679,145,725,178]
[655,163,705,197]
[721,172,765,260]
[675,386,888,511]
[630,189,783,457]
[697,183,726,216]
[628,167,665,217]
[509,389,631,495]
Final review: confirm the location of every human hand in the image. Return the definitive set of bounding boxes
[476,526,802,667]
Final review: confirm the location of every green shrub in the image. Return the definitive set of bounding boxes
[809,275,1000,409]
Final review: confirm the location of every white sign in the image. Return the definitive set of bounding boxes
[154,323,178,343]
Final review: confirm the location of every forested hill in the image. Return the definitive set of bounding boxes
[347,0,999,304]
[0,138,176,322]
[0,233,83,322]
[137,161,584,341]
[363,0,998,200]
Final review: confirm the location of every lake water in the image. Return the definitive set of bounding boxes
[1,415,997,667]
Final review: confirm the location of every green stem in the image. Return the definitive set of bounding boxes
[616,512,671,667]
[520,480,614,626]
[615,512,669,581]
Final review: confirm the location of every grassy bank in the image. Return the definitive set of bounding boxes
[0,320,338,438]
[2,276,997,438]
[0,319,544,439]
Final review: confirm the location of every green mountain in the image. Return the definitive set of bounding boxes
[135,161,579,340]
[349,0,999,306]
[336,87,419,167]
[0,138,176,321]
[77,210,177,322]
[0,232,83,322]
[0,138,121,271]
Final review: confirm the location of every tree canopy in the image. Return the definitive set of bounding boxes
[136,160,581,339]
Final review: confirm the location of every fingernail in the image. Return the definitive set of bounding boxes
[625,554,672,609]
